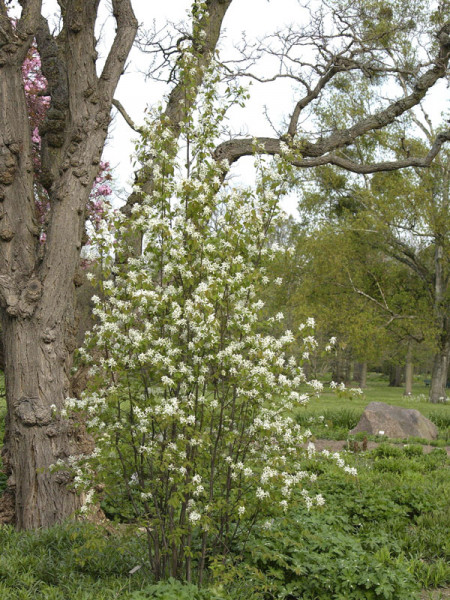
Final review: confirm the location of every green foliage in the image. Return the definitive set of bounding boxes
[0,523,148,599]
[235,514,419,600]
[427,411,450,441]
[0,430,447,598]
[217,444,449,599]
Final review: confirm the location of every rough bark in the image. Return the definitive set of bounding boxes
[0,0,137,529]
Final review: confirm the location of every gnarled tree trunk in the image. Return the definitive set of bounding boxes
[0,0,137,529]
[1,318,90,528]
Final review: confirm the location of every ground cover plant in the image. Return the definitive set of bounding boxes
[0,440,447,599]
[0,366,449,598]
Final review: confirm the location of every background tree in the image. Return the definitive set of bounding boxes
[293,88,450,401]
[368,141,450,402]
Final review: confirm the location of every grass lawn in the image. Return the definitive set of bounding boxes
[294,374,450,444]
[301,377,447,417]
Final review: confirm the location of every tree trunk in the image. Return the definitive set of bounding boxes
[331,358,343,383]
[389,364,403,387]
[356,362,367,388]
[429,230,450,403]
[429,342,450,403]
[404,345,413,396]
[0,2,137,529]
[0,317,92,528]
[343,358,352,386]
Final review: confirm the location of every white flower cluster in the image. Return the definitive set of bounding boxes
[65,65,356,561]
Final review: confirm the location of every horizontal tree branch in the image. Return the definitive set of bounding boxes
[293,130,450,173]
[214,130,450,174]
[214,25,450,171]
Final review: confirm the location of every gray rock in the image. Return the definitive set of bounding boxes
[350,401,438,440]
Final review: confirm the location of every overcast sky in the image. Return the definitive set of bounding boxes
[13,0,449,215]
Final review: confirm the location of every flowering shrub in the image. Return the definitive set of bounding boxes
[64,28,356,583]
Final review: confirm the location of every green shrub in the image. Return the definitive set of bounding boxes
[402,444,423,458]
[427,411,450,441]
[130,579,229,599]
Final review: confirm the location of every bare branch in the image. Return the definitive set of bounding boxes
[112,98,142,133]
[123,0,233,220]
[214,22,450,172]
[294,130,450,173]
[346,270,417,327]
[99,0,138,100]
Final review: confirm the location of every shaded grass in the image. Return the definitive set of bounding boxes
[0,522,150,599]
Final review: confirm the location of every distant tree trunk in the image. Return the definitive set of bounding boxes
[404,344,413,396]
[331,358,345,383]
[0,330,4,371]
[389,364,403,387]
[343,358,352,386]
[429,236,450,403]
[356,362,367,388]
[429,340,449,403]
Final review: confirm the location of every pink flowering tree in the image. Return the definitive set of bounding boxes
[21,40,113,244]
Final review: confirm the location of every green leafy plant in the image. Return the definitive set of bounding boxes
[63,44,357,584]
[130,578,228,600]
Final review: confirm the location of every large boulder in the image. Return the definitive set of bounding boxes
[350,402,438,440]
